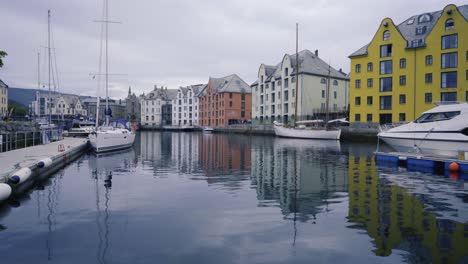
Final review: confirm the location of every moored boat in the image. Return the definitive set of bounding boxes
[378,102,468,157]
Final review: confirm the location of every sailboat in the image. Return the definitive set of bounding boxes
[273,24,341,140]
[89,0,135,153]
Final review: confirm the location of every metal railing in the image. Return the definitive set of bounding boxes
[0,128,63,153]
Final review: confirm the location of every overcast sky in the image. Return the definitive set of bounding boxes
[1,0,465,99]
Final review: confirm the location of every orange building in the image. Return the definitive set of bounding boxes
[198,74,252,127]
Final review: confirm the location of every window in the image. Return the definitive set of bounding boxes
[399,75,406,86]
[425,73,432,83]
[271,82,275,91]
[229,93,233,99]
[383,30,390,41]
[261,76,264,83]
[416,26,426,35]
[380,44,392,57]
[367,63,373,72]
[367,96,373,105]
[266,83,269,89]
[334,91,337,99]
[425,93,432,103]
[355,96,361,106]
[380,96,392,110]
[355,79,361,88]
[333,80,338,86]
[367,78,373,88]
[415,111,460,123]
[466,70,468,81]
[355,64,361,73]
[441,52,457,68]
[284,103,288,113]
[442,34,457,49]
[355,114,361,122]
[367,114,373,122]
[441,72,457,88]
[241,93,245,100]
[272,93,275,103]
[445,19,454,30]
[399,94,406,104]
[379,77,392,92]
[399,113,406,122]
[284,78,289,88]
[441,92,457,102]
[380,60,392,74]
[399,58,406,69]
[466,91,468,102]
[284,91,289,101]
[291,77,296,83]
[260,85,264,93]
[321,78,326,84]
[285,68,289,76]
[418,14,432,23]
[425,55,433,65]
[229,101,233,107]
[321,90,325,98]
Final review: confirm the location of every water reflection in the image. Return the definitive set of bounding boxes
[251,137,347,222]
[349,146,468,263]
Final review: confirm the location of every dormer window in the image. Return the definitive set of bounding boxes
[407,18,415,25]
[383,30,390,41]
[285,68,289,76]
[416,26,426,35]
[418,14,432,24]
[445,19,454,30]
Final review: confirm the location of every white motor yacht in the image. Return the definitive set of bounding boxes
[378,102,468,157]
[66,120,95,137]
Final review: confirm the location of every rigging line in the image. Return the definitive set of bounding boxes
[95,0,106,127]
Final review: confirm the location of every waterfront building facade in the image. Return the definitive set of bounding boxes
[82,97,125,121]
[125,86,141,122]
[198,74,252,127]
[0,79,8,118]
[140,85,178,127]
[252,49,349,125]
[349,4,468,124]
[30,91,87,118]
[172,84,205,127]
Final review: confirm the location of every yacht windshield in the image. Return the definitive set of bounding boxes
[414,111,460,123]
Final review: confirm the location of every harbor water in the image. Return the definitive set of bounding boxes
[1,131,468,263]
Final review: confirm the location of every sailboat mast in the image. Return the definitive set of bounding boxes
[48,9,52,125]
[325,64,331,127]
[105,0,109,126]
[293,23,299,127]
[38,52,41,118]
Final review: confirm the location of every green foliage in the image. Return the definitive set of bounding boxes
[8,99,28,116]
[0,50,7,68]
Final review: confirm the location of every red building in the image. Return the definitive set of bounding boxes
[198,74,252,127]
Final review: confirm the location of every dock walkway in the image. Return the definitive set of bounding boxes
[0,138,89,182]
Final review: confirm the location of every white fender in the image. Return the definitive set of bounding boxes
[10,167,32,185]
[0,183,12,201]
[37,158,53,168]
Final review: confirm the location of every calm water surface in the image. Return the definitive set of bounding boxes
[1,132,468,264]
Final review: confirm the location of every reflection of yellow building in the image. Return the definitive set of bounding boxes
[348,154,468,263]
[349,4,468,124]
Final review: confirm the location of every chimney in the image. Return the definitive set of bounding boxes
[339,68,342,72]
[314,49,318,56]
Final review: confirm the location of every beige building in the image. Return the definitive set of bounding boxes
[251,49,350,125]
[0,80,8,118]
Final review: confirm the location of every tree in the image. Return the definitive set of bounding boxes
[0,51,7,68]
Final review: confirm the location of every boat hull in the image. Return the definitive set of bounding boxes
[274,125,341,140]
[379,132,468,157]
[89,130,135,153]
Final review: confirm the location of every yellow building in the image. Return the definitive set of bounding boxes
[349,4,468,124]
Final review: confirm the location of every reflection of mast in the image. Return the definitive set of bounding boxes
[292,150,298,247]
[93,169,104,264]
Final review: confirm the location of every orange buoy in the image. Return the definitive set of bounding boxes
[449,162,460,172]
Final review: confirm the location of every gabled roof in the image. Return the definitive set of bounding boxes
[208,74,252,94]
[350,4,468,57]
[289,50,348,79]
[0,79,8,89]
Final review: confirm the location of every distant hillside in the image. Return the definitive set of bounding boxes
[8,87,94,107]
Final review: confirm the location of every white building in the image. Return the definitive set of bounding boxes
[172,84,205,127]
[140,85,178,127]
[0,80,8,117]
[251,49,350,124]
[30,91,87,117]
